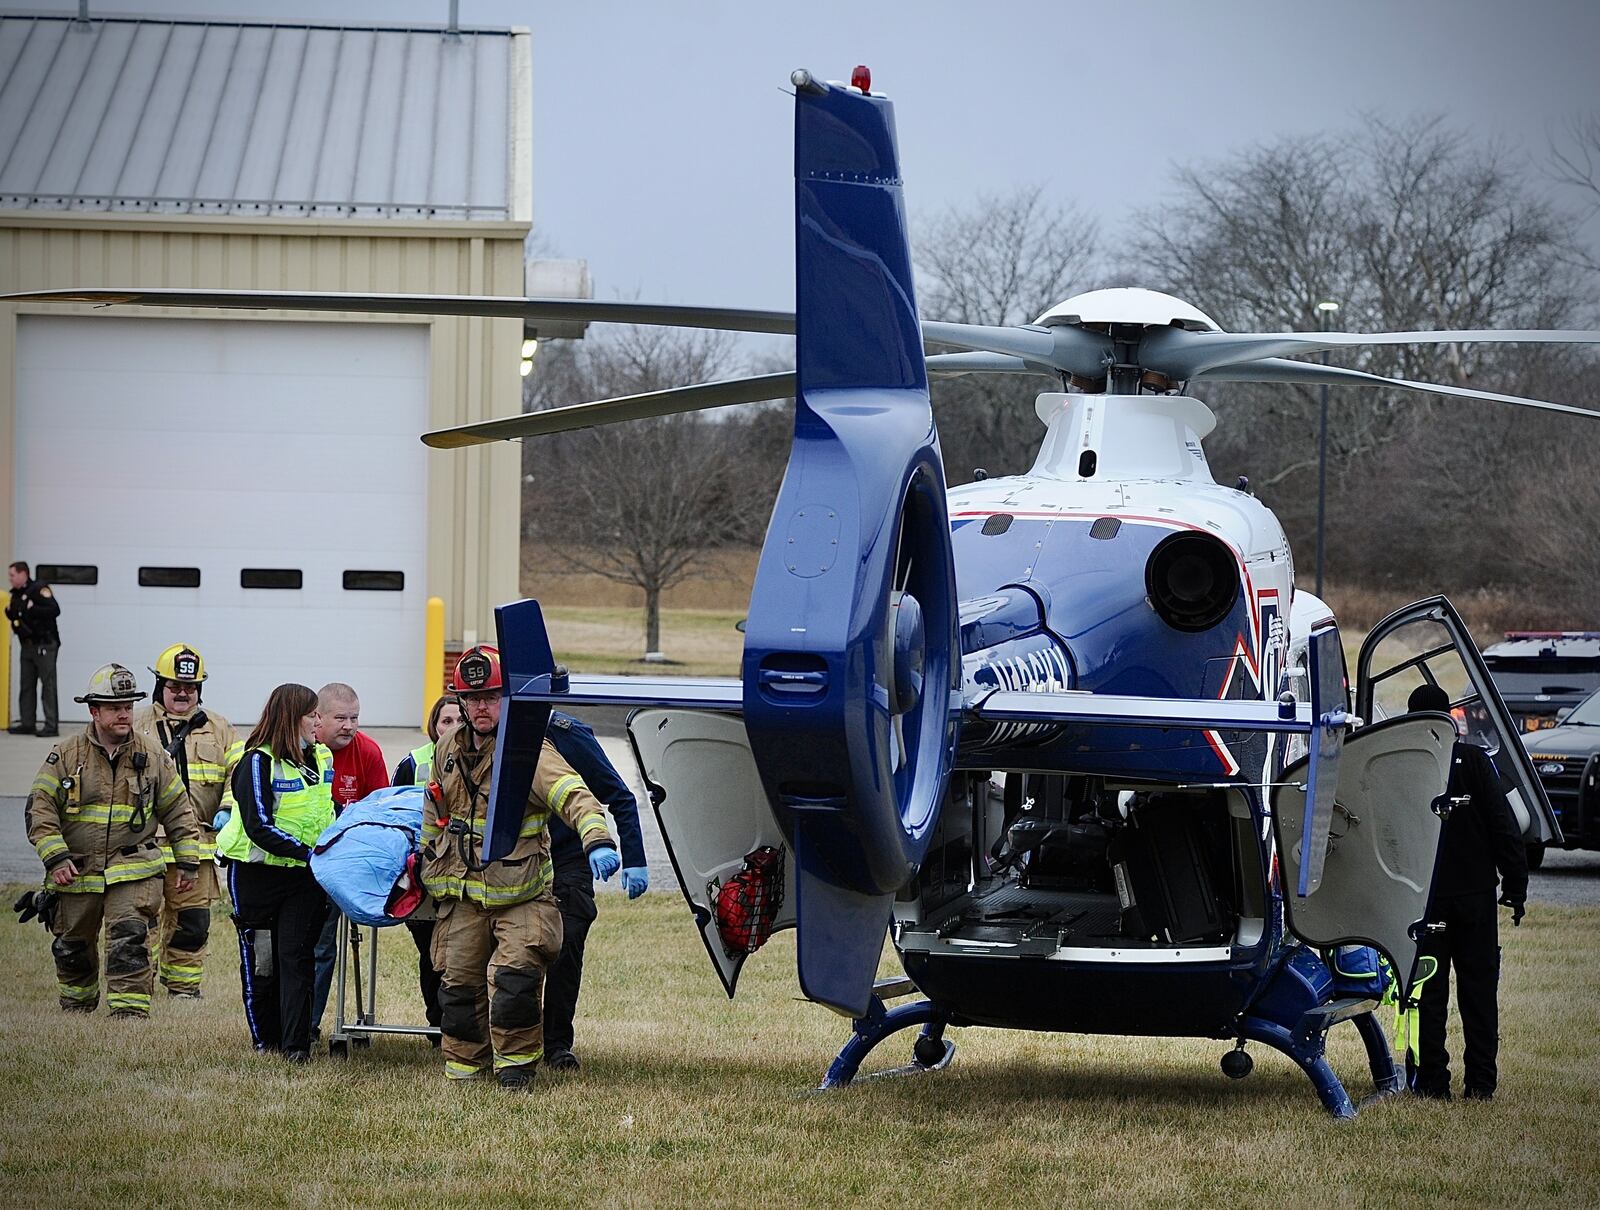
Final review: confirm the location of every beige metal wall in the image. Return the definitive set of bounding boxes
[0,212,528,648]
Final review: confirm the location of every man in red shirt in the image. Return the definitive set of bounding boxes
[317,682,389,811]
[309,682,389,1041]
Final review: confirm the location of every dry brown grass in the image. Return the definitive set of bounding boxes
[522,546,760,613]
[1324,584,1586,646]
[542,605,743,677]
[1,888,1596,1209]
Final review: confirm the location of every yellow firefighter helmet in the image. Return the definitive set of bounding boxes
[150,643,207,684]
[74,663,147,704]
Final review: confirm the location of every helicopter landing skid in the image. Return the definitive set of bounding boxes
[818,996,955,1089]
[1239,1007,1401,1119]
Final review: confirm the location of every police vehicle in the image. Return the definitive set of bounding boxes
[1483,631,1600,734]
[1520,686,1600,864]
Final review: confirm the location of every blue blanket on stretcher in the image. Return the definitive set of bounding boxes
[309,786,426,926]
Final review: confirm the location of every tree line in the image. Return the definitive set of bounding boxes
[523,114,1600,654]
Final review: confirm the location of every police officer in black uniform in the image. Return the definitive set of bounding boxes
[1407,684,1529,1101]
[542,711,649,1071]
[7,560,61,737]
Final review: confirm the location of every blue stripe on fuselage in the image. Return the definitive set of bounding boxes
[953,515,1262,779]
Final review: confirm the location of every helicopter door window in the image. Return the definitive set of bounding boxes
[1360,617,1491,749]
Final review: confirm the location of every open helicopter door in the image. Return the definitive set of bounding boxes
[1354,596,1561,848]
[628,709,798,997]
[1271,714,1455,997]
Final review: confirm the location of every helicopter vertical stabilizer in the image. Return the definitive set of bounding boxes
[482,599,558,862]
[738,73,960,1016]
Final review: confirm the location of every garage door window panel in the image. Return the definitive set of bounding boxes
[241,568,303,590]
[343,570,405,591]
[37,564,98,585]
[139,566,201,588]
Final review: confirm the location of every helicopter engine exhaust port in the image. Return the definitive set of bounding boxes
[1144,531,1241,633]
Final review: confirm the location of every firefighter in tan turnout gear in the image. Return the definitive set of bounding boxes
[23,664,202,1017]
[133,644,244,997]
[421,645,620,1089]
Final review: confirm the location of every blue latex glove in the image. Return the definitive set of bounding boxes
[620,866,649,899]
[588,846,621,881]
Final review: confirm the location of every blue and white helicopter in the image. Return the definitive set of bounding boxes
[16,67,1593,1117]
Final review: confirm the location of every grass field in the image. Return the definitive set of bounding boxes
[2,890,1596,1209]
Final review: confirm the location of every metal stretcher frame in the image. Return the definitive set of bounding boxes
[327,912,440,1057]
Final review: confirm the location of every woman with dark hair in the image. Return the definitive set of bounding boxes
[216,683,333,1061]
[392,694,462,787]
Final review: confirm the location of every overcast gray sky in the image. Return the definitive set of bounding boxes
[13,0,1600,316]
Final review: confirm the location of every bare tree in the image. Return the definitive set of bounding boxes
[914,185,1100,479]
[521,326,776,656]
[1132,118,1588,597]
[1547,112,1600,283]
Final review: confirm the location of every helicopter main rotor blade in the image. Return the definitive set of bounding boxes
[8,289,1107,376]
[923,320,1111,377]
[1195,357,1600,420]
[0,288,799,336]
[422,371,797,448]
[924,351,1056,377]
[1143,325,1600,380]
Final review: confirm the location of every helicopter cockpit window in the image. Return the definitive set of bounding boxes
[1362,617,1495,753]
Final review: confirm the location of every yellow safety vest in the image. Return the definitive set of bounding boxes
[408,741,435,785]
[216,744,335,868]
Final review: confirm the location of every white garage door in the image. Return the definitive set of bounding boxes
[14,315,429,727]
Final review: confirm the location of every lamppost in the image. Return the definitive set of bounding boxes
[1314,299,1340,596]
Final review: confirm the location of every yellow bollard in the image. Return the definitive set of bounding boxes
[422,596,445,728]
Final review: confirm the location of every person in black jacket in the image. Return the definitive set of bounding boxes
[218,683,334,1063]
[1407,684,1529,1101]
[542,711,649,1072]
[7,561,61,737]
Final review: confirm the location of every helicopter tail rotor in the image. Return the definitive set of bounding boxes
[738,72,960,1018]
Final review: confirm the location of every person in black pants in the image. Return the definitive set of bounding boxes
[7,560,61,737]
[1407,684,1529,1102]
[541,712,649,1071]
[217,683,334,1063]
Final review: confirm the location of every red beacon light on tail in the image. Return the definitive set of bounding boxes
[851,64,871,93]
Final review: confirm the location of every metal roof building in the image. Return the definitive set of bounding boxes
[0,14,525,219]
[0,11,553,727]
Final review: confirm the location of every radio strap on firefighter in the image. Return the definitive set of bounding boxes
[128,750,151,830]
[450,759,489,874]
[158,710,209,792]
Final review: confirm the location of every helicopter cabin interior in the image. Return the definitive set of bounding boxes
[892,771,1268,961]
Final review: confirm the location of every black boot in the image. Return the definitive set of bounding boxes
[497,1066,535,1091]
